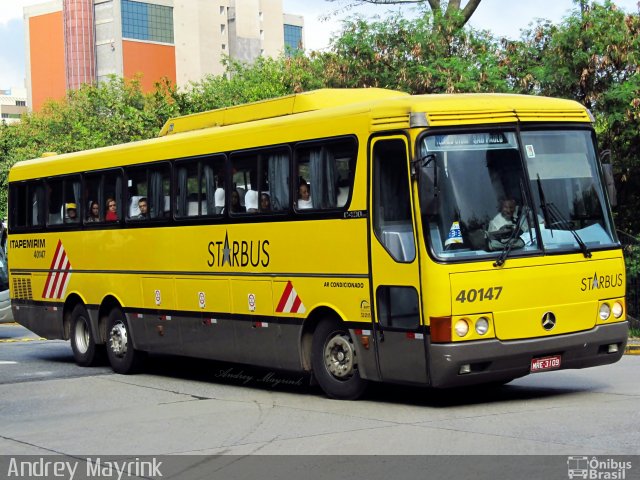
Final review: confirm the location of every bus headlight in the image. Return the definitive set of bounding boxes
[454,319,469,337]
[612,301,624,319]
[599,303,611,321]
[475,317,490,335]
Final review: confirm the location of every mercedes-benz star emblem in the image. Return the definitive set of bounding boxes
[541,312,557,331]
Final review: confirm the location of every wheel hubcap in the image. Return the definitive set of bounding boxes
[74,317,90,354]
[109,321,128,358]
[324,333,356,379]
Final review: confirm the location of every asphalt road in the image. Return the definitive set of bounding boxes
[1,322,638,478]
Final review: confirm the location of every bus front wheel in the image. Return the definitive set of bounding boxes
[311,318,367,400]
[70,304,104,367]
[105,308,144,374]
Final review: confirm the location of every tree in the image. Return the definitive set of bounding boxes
[321,9,507,93]
[180,55,326,114]
[325,0,482,29]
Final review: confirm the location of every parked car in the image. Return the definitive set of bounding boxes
[0,221,12,323]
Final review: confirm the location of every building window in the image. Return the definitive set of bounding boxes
[16,100,26,107]
[121,0,174,44]
[284,24,302,55]
[221,24,226,35]
[220,6,225,15]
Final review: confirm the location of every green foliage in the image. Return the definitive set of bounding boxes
[181,55,326,114]
[322,9,508,93]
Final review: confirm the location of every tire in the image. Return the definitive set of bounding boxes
[311,318,367,400]
[105,308,144,374]
[70,304,104,367]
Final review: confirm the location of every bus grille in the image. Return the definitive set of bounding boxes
[12,277,33,300]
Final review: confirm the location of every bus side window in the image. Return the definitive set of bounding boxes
[46,178,63,225]
[84,169,123,223]
[126,163,168,221]
[175,155,225,218]
[9,182,44,229]
[105,170,123,222]
[265,151,289,212]
[63,176,81,224]
[230,148,289,215]
[149,164,170,219]
[84,174,103,223]
[176,161,198,217]
[205,159,226,216]
[295,138,356,211]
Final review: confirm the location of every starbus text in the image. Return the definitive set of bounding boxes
[207,239,270,268]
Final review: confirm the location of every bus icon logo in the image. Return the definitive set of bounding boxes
[567,456,589,479]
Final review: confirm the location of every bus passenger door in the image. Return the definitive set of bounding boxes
[369,137,428,384]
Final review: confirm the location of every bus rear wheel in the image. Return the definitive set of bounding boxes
[311,318,367,400]
[70,304,104,367]
[105,308,144,374]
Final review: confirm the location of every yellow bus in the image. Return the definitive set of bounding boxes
[8,88,628,399]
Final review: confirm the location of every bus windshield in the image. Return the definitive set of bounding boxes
[419,128,617,261]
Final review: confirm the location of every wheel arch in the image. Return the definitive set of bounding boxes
[300,306,344,372]
[98,295,124,345]
[62,293,87,341]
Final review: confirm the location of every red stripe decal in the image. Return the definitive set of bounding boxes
[276,281,293,313]
[42,240,64,297]
[291,295,302,313]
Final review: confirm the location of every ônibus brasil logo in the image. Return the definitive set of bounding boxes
[567,456,632,479]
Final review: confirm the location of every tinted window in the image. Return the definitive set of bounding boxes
[295,138,355,211]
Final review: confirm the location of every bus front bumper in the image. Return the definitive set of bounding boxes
[428,321,628,388]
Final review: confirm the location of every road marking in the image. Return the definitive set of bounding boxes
[0,361,18,365]
[0,337,46,343]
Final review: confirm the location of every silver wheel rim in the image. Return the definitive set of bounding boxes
[74,316,90,354]
[323,333,356,379]
[109,321,128,358]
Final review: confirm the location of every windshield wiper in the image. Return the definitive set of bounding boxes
[536,175,591,258]
[545,202,592,258]
[493,206,527,267]
[536,175,552,231]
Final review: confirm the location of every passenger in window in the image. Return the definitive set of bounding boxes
[230,189,246,213]
[65,203,78,222]
[135,197,148,219]
[260,193,271,212]
[105,198,118,221]
[244,190,259,213]
[297,182,312,209]
[86,201,101,222]
[215,187,225,214]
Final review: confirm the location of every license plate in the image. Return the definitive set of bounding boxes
[530,354,562,372]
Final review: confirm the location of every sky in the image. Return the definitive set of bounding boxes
[1,0,639,90]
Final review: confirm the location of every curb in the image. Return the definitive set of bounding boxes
[625,344,640,355]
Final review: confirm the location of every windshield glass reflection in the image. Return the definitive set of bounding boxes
[419,129,616,261]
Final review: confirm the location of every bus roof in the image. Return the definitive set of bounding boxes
[158,89,591,137]
[158,88,409,136]
[9,89,592,182]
